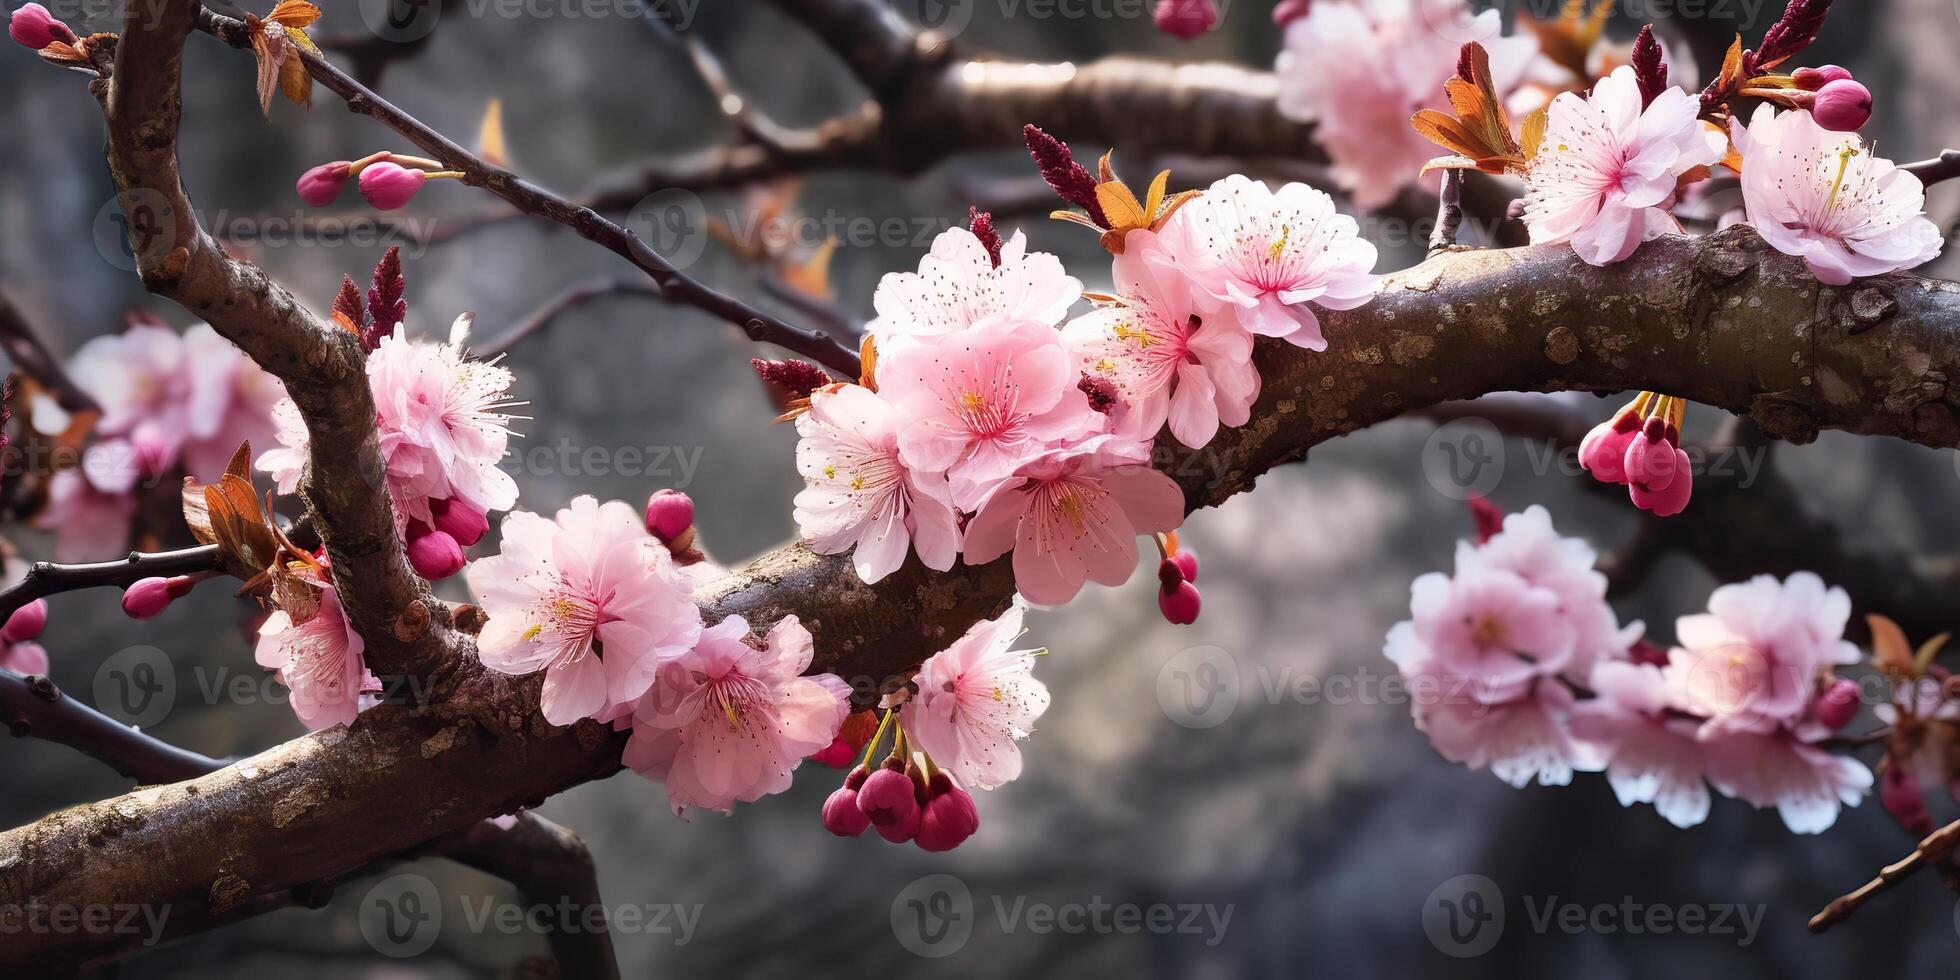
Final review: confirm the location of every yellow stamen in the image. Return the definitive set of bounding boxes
[1826,144,1860,211]
[522,624,543,640]
[1267,225,1290,263]
[1113,323,1153,348]
[823,464,836,480]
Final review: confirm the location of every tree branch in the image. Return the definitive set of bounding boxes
[1811,817,1960,932]
[0,671,229,783]
[0,290,99,415]
[0,545,221,626]
[443,813,620,980]
[10,225,1960,968]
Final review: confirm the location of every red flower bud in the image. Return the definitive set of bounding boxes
[9,3,75,50]
[1159,580,1202,625]
[1810,79,1872,132]
[429,496,489,547]
[357,161,428,211]
[2,599,48,644]
[407,529,466,580]
[1812,678,1859,731]
[1792,65,1852,91]
[1154,0,1217,39]
[823,768,874,837]
[122,576,194,620]
[914,772,980,852]
[644,488,695,543]
[296,162,352,207]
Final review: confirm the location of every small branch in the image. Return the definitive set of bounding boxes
[1811,818,1960,932]
[759,276,861,341]
[0,671,229,783]
[444,813,621,980]
[0,290,99,415]
[0,545,221,626]
[310,0,459,88]
[1427,169,1465,256]
[1903,150,1960,187]
[477,278,663,359]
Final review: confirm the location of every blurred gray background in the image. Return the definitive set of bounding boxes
[4,0,1960,976]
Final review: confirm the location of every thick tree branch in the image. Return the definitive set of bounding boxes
[443,812,620,980]
[10,226,1960,968]
[97,0,457,682]
[0,671,229,783]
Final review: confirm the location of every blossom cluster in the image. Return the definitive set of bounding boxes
[793,169,1378,607]
[1386,505,1872,833]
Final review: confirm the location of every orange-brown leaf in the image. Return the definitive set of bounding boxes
[267,0,321,28]
[1096,181,1148,232]
[858,334,879,392]
[277,34,311,110]
[477,99,508,168]
[1869,613,1913,673]
[1520,106,1549,162]
[1411,109,1489,160]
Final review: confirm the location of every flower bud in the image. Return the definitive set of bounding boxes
[296,162,352,207]
[1810,79,1872,132]
[1154,0,1217,39]
[1628,448,1693,516]
[1578,406,1642,484]
[1169,548,1198,583]
[1792,65,1853,90]
[1881,764,1935,838]
[810,736,856,769]
[823,768,873,837]
[357,162,428,211]
[1812,678,1859,731]
[407,529,466,580]
[430,496,489,547]
[857,763,920,828]
[9,3,75,50]
[1272,0,1310,27]
[914,773,980,852]
[122,576,193,620]
[2,599,48,644]
[1622,417,1678,492]
[1159,580,1201,625]
[644,489,695,544]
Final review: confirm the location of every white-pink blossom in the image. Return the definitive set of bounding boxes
[1568,660,1712,828]
[1522,66,1726,265]
[1662,572,1860,737]
[1163,175,1379,350]
[469,496,702,726]
[961,436,1185,606]
[1062,230,1257,449]
[255,583,377,730]
[1699,729,1873,834]
[623,614,848,814]
[792,383,962,583]
[1731,104,1943,284]
[35,467,137,563]
[1458,505,1642,684]
[868,227,1081,350]
[881,318,1102,508]
[902,602,1050,790]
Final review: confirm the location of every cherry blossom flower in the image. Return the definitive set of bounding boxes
[1396,566,1576,707]
[1062,231,1257,449]
[623,614,849,814]
[1569,661,1713,828]
[793,383,962,583]
[1164,175,1379,350]
[469,497,702,726]
[1663,572,1860,737]
[961,437,1185,606]
[1456,505,1642,684]
[260,328,518,533]
[901,602,1051,790]
[35,467,137,563]
[1275,0,1539,208]
[881,318,1102,508]
[255,583,377,730]
[1730,104,1943,285]
[868,227,1081,351]
[1522,66,1726,266]
[1698,729,1872,834]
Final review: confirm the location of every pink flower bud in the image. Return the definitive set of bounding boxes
[1159,580,1202,625]
[1810,79,1872,132]
[1628,448,1693,516]
[9,3,75,50]
[430,497,489,547]
[822,769,873,837]
[1272,0,1310,27]
[122,576,193,620]
[407,529,467,580]
[857,764,920,827]
[1577,408,1642,485]
[644,489,694,543]
[1792,65,1852,91]
[2,599,48,644]
[1813,678,1859,731]
[357,162,428,211]
[1881,764,1935,838]
[810,736,855,769]
[1169,548,1198,583]
[1154,0,1217,39]
[1,641,48,676]
[1622,428,1678,492]
[915,773,980,852]
[296,162,352,207]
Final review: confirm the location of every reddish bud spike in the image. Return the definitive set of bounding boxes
[332,274,365,326]
[750,358,831,401]
[1749,0,1831,74]
[968,206,1003,268]
[1466,494,1504,544]
[1454,44,1477,83]
[364,245,407,351]
[1022,124,1109,226]
[1631,25,1668,109]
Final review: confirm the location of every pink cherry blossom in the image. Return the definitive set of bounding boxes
[1663,572,1860,737]
[35,467,137,563]
[1569,661,1712,828]
[793,383,962,583]
[901,602,1051,790]
[1398,567,1575,706]
[882,318,1102,508]
[1523,66,1726,265]
[1415,676,1597,788]
[1730,104,1943,285]
[1455,504,1642,684]
[623,614,849,814]
[255,583,377,730]
[1698,729,1872,834]
[1062,230,1257,449]
[469,496,702,726]
[1164,175,1379,351]
[868,227,1080,351]
[960,438,1185,606]
[1275,0,1539,209]
[261,330,518,533]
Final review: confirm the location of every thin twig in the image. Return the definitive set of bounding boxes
[1811,818,1960,932]
[1902,150,1960,187]
[0,291,99,415]
[477,279,663,359]
[0,671,230,783]
[0,545,222,627]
